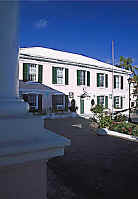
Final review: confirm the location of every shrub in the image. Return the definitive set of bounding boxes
[90,104,104,114]
[99,115,112,129]
[114,113,128,122]
[110,121,137,136]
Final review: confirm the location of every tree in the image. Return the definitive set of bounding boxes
[116,56,138,76]
[116,56,138,110]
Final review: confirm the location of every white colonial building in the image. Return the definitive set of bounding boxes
[19,47,132,115]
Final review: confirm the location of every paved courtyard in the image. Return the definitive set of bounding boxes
[45,117,138,199]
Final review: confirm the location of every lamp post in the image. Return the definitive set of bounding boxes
[128,78,132,122]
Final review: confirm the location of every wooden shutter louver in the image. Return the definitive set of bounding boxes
[87,71,90,86]
[77,70,81,85]
[97,74,100,87]
[121,76,123,89]
[97,96,100,105]
[65,68,69,85]
[105,96,108,108]
[52,67,57,84]
[23,63,28,82]
[38,65,43,83]
[114,76,116,89]
[105,74,108,88]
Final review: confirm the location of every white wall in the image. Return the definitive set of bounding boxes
[19,56,130,114]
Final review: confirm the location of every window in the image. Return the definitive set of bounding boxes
[114,75,123,89]
[77,70,85,85]
[114,96,123,109]
[114,75,119,88]
[23,63,43,83]
[57,68,63,84]
[52,67,69,85]
[87,71,90,86]
[55,95,64,105]
[29,64,37,81]
[97,96,108,108]
[97,73,108,88]
[52,95,64,111]
[98,96,104,106]
[28,94,36,107]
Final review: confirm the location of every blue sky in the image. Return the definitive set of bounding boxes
[19,1,138,72]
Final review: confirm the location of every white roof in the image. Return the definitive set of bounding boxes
[20,47,130,73]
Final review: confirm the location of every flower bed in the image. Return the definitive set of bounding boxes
[90,105,138,138]
[109,121,138,137]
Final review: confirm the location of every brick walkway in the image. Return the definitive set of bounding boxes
[45,117,138,199]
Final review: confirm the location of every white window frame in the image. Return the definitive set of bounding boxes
[99,96,105,106]
[57,67,64,84]
[80,70,85,85]
[114,96,122,109]
[28,64,38,82]
[115,75,119,89]
[28,94,38,109]
[99,74,105,87]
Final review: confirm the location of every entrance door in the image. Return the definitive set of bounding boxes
[80,99,84,114]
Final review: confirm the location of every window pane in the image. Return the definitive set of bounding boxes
[80,71,85,85]
[99,74,104,87]
[55,95,63,105]
[116,76,119,88]
[28,64,37,81]
[57,68,63,84]
[99,96,104,105]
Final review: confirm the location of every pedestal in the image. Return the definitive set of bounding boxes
[0,116,70,199]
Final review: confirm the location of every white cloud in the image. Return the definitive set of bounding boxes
[35,18,48,29]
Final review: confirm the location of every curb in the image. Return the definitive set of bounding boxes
[103,128,138,142]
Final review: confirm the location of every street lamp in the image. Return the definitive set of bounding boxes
[128,77,132,122]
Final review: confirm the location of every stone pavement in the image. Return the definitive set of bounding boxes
[45,117,138,199]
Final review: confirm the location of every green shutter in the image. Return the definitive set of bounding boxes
[77,70,81,85]
[80,99,84,114]
[65,68,69,85]
[84,71,85,85]
[38,65,43,83]
[65,95,68,111]
[23,63,28,81]
[114,76,116,89]
[97,96,100,105]
[52,67,57,84]
[87,71,90,86]
[105,96,108,108]
[120,96,123,108]
[97,74,100,87]
[38,95,42,112]
[105,74,108,88]
[121,76,123,89]
[114,97,116,108]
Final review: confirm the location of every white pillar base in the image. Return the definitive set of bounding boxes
[0,160,47,199]
[0,116,70,198]
[0,98,29,117]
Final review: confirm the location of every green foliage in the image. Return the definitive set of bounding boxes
[99,115,112,128]
[110,121,138,136]
[90,104,104,114]
[90,105,112,129]
[116,56,137,76]
[114,114,127,122]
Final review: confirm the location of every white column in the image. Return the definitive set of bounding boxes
[0,2,70,199]
[0,1,28,116]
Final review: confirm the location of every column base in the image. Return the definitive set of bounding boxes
[0,160,47,199]
[0,115,70,199]
[0,98,29,117]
